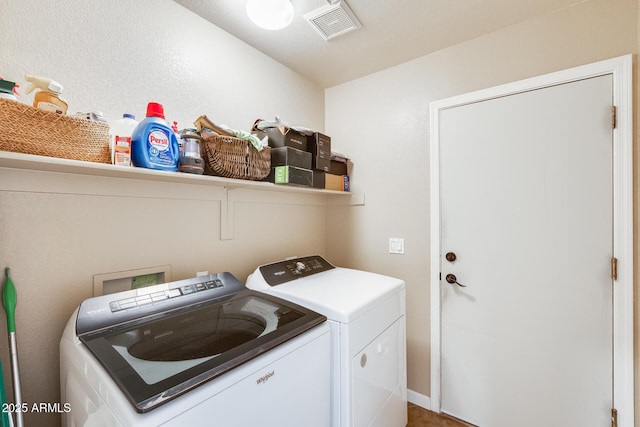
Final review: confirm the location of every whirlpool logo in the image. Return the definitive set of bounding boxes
[256,370,274,385]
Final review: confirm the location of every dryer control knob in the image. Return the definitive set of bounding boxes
[295,262,306,273]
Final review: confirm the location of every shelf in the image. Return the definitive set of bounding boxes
[0,151,353,196]
[0,151,363,240]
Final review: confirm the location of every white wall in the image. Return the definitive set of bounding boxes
[0,0,323,131]
[2,0,639,425]
[0,1,327,426]
[325,0,639,417]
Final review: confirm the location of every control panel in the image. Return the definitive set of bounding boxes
[76,272,243,336]
[259,255,335,286]
[109,278,225,312]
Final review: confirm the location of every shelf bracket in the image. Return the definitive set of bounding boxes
[220,187,234,240]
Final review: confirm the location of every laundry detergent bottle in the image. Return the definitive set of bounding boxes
[131,102,180,171]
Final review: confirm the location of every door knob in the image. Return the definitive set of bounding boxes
[445,252,457,262]
[445,274,466,287]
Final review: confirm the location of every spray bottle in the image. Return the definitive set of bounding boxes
[24,75,68,115]
[0,78,19,101]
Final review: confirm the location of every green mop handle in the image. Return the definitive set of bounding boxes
[0,358,10,427]
[3,268,23,427]
[2,269,15,334]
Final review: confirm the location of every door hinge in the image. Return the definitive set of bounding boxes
[611,257,618,281]
[611,408,618,427]
[611,106,617,129]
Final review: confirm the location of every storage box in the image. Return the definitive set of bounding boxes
[312,155,330,172]
[312,170,325,189]
[270,146,312,169]
[264,127,308,151]
[329,159,348,175]
[316,172,349,191]
[269,166,313,187]
[324,173,344,191]
[307,132,331,171]
[308,132,331,151]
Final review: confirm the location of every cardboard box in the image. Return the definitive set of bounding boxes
[314,171,350,191]
[312,170,325,189]
[270,146,312,169]
[329,159,348,175]
[264,127,308,151]
[308,132,331,151]
[269,166,313,187]
[308,132,331,171]
[312,155,330,172]
[324,173,347,191]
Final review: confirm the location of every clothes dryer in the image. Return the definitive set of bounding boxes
[246,255,407,427]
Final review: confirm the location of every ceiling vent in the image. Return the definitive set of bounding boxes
[304,1,361,41]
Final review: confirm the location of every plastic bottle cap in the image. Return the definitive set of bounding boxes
[48,80,63,94]
[123,113,136,120]
[146,102,165,119]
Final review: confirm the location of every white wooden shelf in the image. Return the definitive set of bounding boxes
[0,150,354,196]
[0,151,363,240]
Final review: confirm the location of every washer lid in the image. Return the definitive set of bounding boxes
[77,275,326,413]
[246,257,405,323]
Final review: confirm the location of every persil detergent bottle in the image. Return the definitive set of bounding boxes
[131,102,180,171]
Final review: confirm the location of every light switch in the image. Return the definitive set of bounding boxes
[389,238,405,254]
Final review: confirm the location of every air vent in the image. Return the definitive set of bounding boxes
[304,1,361,41]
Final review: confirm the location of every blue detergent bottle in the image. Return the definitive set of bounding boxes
[131,102,180,171]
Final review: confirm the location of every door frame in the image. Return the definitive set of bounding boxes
[429,55,633,426]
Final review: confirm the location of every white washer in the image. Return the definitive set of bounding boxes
[60,272,330,426]
[246,255,407,427]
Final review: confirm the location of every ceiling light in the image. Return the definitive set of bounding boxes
[246,0,294,31]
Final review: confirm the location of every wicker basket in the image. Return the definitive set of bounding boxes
[201,135,270,180]
[0,97,110,163]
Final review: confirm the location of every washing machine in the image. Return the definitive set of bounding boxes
[246,255,407,427]
[60,271,331,426]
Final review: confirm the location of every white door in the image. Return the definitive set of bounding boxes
[438,75,613,426]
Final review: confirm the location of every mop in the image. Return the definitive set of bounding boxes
[0,358,10,427]
[2,269,22,427]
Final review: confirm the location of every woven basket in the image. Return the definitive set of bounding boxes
[201,135,270,180]
[0,97,110,163]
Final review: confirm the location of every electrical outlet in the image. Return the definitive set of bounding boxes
[389,238,405,254]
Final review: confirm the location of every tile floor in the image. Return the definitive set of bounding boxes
[407,403,472,427]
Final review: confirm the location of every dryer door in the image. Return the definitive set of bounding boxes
[79,290,326,412]
[352,317,407,427]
